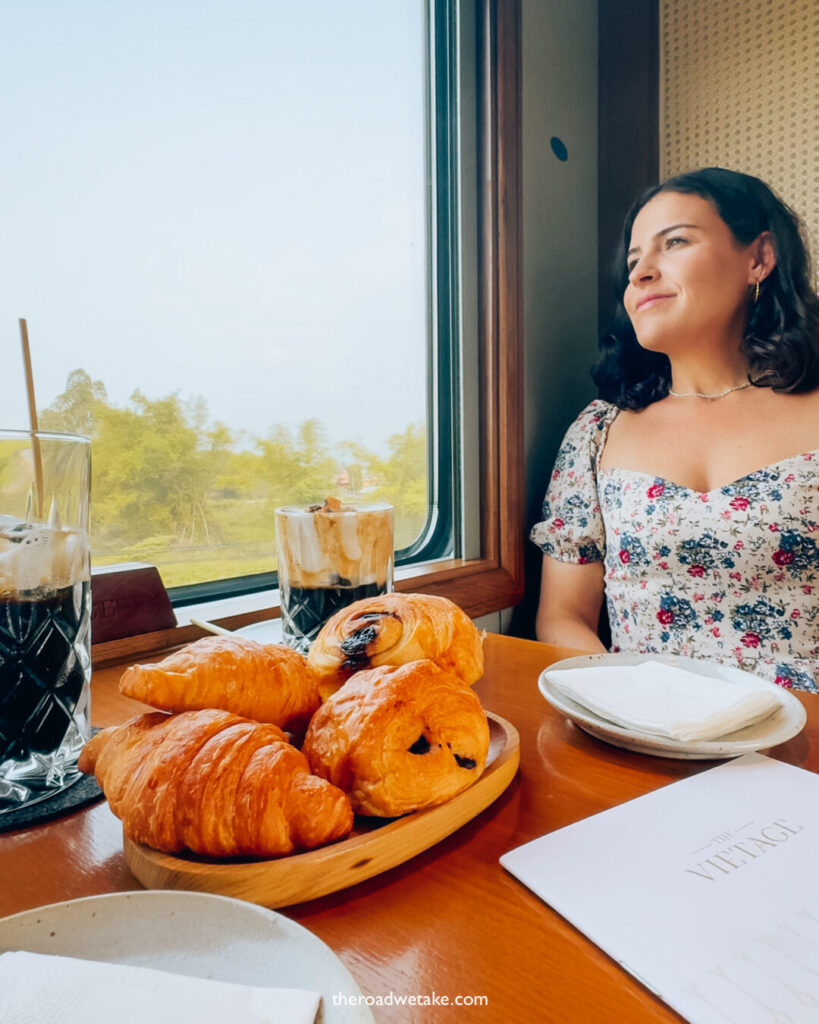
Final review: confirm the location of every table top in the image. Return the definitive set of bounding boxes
[1,633,816,1023]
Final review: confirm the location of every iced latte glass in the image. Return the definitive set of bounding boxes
[0,431,91,809]
[276,500,394,652]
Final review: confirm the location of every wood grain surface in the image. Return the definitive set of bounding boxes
[2,633,816,1023]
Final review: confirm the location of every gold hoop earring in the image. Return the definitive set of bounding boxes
[753,280,760,304]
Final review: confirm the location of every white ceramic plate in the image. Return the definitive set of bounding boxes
[539,653,806,759]
[236,620,284,644]
[0,891,374,1024]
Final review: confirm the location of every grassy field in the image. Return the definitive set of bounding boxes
[93,546,276,588]
[92,499,428,589]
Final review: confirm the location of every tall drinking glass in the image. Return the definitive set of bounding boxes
[0,431,92,809]
[276,501,394,653]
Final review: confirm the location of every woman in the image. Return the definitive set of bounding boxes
[532,167,819,691]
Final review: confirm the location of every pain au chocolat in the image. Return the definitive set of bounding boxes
[307,592,484,699]
[303,659,490,817]
[119,635,321,732]
[78,709,353,857]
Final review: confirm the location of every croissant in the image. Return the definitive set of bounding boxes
[119,635,321,732]
[307,592,484,698]
[303,659,490,817]
[78,709,354,857]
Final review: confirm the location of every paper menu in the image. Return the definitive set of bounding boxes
[500,754,819,1024]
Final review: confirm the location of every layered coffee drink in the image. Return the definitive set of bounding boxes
[0,516,91,807]
[276,500,394,652]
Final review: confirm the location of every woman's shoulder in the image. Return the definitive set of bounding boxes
[548,400,619,482]
[562,399,620,448]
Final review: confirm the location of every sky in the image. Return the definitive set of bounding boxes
[0,1,428,452]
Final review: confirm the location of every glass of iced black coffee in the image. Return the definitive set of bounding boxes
[0,430,91,810]
[275,499,394,653]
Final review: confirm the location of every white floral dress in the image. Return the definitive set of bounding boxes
[530,400,819,692]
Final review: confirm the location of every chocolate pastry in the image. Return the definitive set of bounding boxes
[308,592,484,698]
[303,659,490,817]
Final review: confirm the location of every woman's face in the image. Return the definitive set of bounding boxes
[623,191,759,354]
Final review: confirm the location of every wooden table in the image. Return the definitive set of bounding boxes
[1,634,816,1023]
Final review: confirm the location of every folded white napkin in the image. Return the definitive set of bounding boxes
[546,660,783,742]
[0,951,321,1024]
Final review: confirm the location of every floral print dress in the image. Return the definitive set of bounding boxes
[530,400,819,692]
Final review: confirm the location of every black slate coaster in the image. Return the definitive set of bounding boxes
[0,772,104,833]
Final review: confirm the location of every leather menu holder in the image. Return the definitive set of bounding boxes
[91,563,177,643]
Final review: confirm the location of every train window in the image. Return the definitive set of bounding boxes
[1,1,466,599]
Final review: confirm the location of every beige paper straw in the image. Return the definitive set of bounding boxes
[19,318,44,519]
[189,616,234,636]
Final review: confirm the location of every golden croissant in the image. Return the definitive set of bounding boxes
[78,709,354,857]
[119,635,321,732]
[308,592,484,698]
[303,659,490,817]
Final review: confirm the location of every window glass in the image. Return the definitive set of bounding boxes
[1,1,431,589]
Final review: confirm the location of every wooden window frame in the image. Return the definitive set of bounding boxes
[92,0,523,665]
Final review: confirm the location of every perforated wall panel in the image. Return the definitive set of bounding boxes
[660,0,819,273]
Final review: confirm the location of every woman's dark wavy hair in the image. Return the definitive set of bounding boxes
[592,167,819,409]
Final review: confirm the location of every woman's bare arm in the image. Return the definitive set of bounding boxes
[535,555,607,652]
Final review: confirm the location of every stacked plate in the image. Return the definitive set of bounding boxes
[0,891,374,1024]
[538,653,806,759]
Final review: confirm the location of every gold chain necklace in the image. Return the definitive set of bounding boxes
[667,381,753,400]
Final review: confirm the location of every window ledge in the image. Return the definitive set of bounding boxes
[90,555,522,667]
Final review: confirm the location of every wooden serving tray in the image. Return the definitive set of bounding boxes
[124,711,519,908]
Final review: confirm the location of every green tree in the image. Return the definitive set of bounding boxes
[39,369,431,579]
[257,418,337,508]
[336,439,382,497]
[375,422,428,547]
[40,369,108,435]
[91,391,233,548]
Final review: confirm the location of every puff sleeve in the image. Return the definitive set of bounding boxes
[529,401,616,564]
